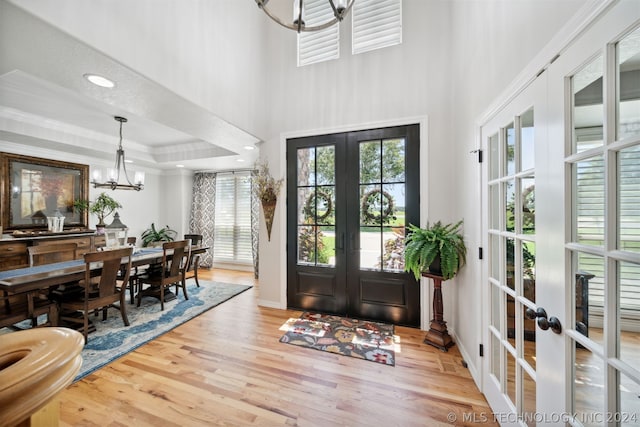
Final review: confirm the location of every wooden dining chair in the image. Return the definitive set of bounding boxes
[1,243,79,328]
[60,246,133,343]
[0,290,58,330]
[183,234,203,287]
[137,240,189,310]
[120,236,141,304]
[28,242,78,267]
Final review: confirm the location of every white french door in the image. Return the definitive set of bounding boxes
[481,1,640,425]
[481,75,551,424]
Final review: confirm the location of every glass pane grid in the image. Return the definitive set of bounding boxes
[359,138,406,273]
[565,26,640,424]
[489,109,538,419]
[296,145,336,267]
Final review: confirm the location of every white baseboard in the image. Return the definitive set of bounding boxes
[450,328,483,392]
[257,299,286,309]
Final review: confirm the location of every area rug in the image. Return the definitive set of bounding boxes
[71,280,251,381]
[279,312,396,366]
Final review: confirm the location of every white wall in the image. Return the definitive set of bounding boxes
[161,170,194,239]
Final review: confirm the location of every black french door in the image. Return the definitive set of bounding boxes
[286,124,420,326]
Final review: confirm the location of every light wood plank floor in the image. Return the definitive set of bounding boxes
[58,269,496,426]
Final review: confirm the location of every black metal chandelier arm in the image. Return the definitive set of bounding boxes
[93,182,143,191]
[328,0,348,21]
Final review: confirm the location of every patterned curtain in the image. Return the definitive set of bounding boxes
[189,172,216,267]
[250,170,260,279]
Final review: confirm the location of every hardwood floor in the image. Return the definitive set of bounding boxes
[58,269,496,426]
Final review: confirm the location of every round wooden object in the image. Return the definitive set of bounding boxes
[0,327,84,426]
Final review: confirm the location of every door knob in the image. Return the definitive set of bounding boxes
[525,307,562,334]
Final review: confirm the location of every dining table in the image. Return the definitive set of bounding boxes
[0,245,209,298]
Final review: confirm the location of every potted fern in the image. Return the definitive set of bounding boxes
[404,220,467,280]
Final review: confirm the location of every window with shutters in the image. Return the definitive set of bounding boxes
[213,172,253,265]
[297,0,339,67]
[297,0,402,67]
[352,0,402,55]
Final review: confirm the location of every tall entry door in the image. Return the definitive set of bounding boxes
[481,2,640,424]
[286,125,420,326]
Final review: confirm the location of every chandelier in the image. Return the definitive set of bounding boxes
[255,0,355,33]
[91,116,145,191]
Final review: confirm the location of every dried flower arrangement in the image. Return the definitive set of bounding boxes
[253,160,283,204]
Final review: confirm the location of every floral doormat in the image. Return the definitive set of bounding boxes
[278,312,396,366]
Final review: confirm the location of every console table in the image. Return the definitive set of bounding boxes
[0,230,98,271]
[422,272,454,351]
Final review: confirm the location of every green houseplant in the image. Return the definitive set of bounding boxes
[141,223,177,247]
[404,220,467,280]
[74,192,122,229]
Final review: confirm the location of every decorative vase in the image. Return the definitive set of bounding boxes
[261,198,277,242]
[46,209,65,232]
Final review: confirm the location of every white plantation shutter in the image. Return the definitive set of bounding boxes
[297,0,339,67]
[352,0,402,55]
[213,172,253,264]
[618,147,640,315]
[577,147,640,322]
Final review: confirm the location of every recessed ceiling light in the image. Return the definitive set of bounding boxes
[243,145,256,150]
[236,159,245,162]
[176,164,185,168]
[83,73,115,88]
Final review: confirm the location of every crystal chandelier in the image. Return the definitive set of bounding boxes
[91,116,145,191]
[255,0,355,33]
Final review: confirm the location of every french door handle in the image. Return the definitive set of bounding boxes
[526,307,562,334]
[336,233,345,250]
[349,233,356,251]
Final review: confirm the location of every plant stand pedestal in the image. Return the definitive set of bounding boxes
[422,272,454,352]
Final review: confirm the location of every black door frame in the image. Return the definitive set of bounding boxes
[286,124,421,326]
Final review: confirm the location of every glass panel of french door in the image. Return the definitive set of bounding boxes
[566,23,640,426]
[485,99,538,420]
[296,145,336,266]
[358,138,406,271]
